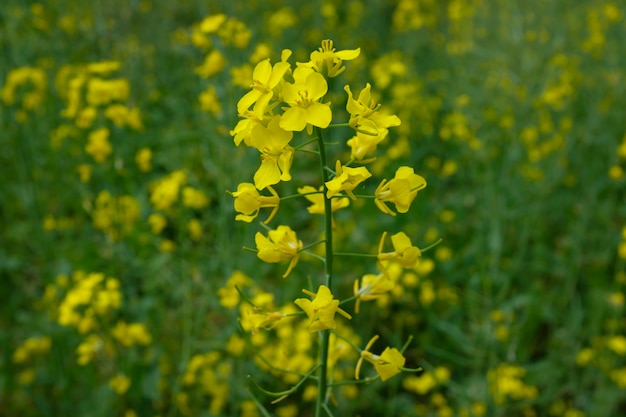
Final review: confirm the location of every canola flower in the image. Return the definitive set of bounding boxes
[255,225,303,277]
[344,83,401,136]
[353,272,394,314]
[377,231,421,268]
[325,160,371,200]
[237,49,292,118]
[248,115,294,190]
[230,183,280,223]
[279,66,332,134]
[299,39,361,78]
[374,166,427,216]
[294,285,352,332]
[355,335,407,381]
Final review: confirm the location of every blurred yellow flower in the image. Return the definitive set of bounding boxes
[85,127,112,163]
[198,14,227,33]
[182,186,210,209]
[135,147,152,172]
[195,49,226,78]
[109,374,131,395]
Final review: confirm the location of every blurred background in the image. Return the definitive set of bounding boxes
[1,0,625,416]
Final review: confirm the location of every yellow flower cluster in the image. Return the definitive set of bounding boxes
[179,351,232,415]
[57,271,122,333]
[487,364,538,405]
[1,66,47,122]
[91,190,141,241]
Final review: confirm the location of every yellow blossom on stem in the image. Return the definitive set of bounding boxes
[231,111,267,147]
[344,83,401,136]
[325,160,372,200]
[298,185,350,215]
[347,131,387,162]
[355,335,406,381]
[249,115,294,190]
[255,225,302,277]
[353,272,394,313]
[300,39,361,78]
[237,50,292,119]
[229,183,280,223]
[378,231,421,268]
[240,307,286,333]
[374,166,426,216]
[280,67,332,134]
[294,285,352,332]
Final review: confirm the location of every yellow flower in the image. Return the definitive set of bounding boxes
[182,186,210,209]
[229,182,280,223]
[195,49,226,78]
[150,170,187,211]
[255,225,302,277]
[355,335,406,381]
[86,78,129,107]
[187,218,203,240]
[85,127,112,163]
[112,321,152,346]
[378,231,421,268]
[353,272,394,313]
[302,39,361,78]
[198,14,227,33]
[298,185,350,215]
[344,83,401,136]
[325,160,371,200]
[607,335,626,355]
[199,86,222,115]
[249,115,294,190]
[280,66,332,134]
[231,112,265,147]
[135,147,152,172]
[374,166,426,216]
[148,213,167,234]
[347,131,387,161]
[294,285,351,332]
[240,307,286,333]
[109,374,131,395]
[237,49,292,119]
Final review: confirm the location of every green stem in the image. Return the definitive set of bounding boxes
[315,125,333,417]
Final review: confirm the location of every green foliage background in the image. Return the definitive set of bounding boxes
[1,0,625,416]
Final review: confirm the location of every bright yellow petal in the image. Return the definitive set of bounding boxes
[335,48,361,60]
[305,72,328,100]
[305,103,332,128]
[279,107,308,131]
[254,159,281,190]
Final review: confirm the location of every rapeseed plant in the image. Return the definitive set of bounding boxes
[228,39,426,416]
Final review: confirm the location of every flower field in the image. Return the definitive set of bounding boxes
[2,1,625,416]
